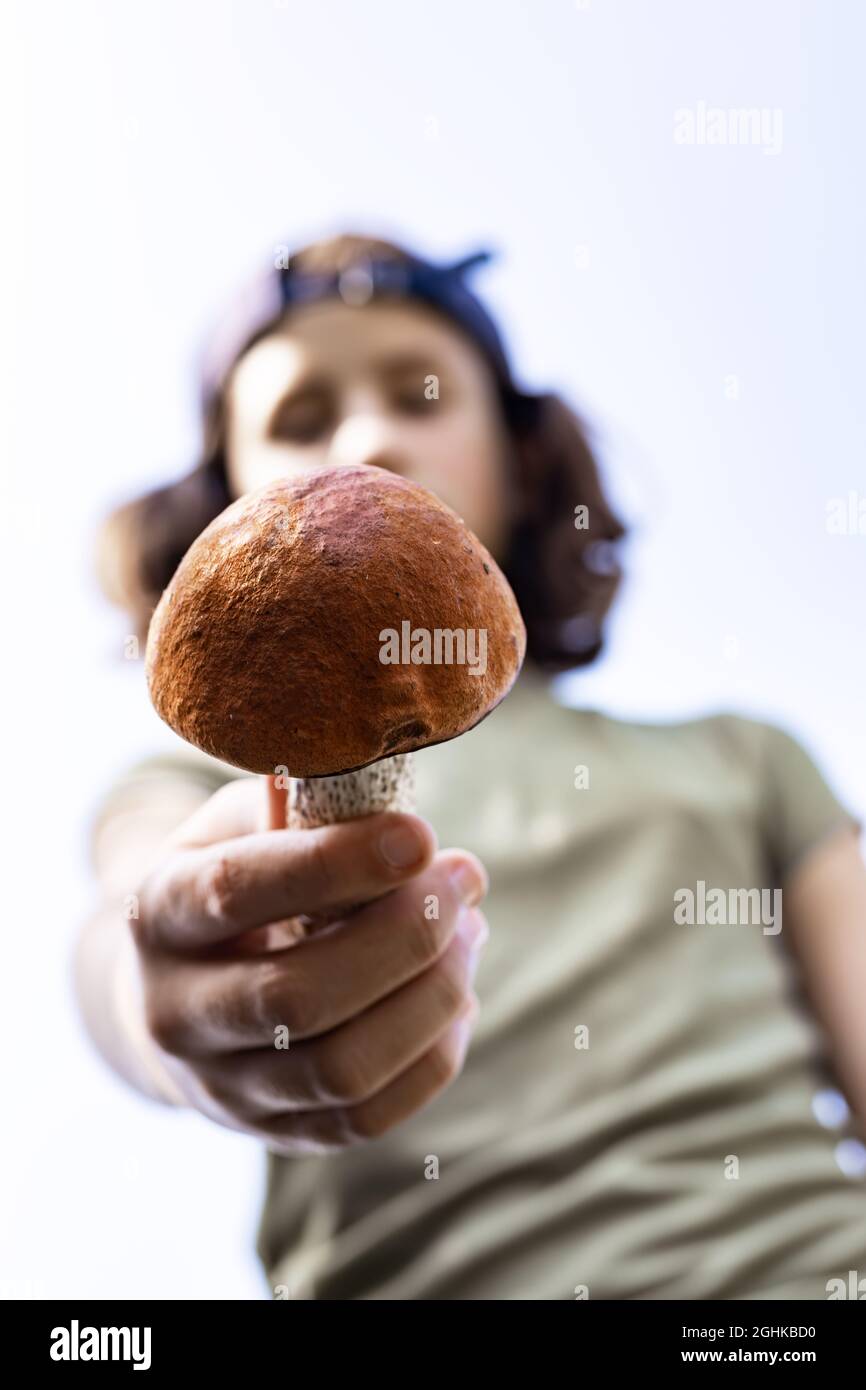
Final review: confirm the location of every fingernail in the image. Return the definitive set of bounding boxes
[379,822,425,869]
[450,859,487,906]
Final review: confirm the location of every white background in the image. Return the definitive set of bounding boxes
[1,0,864,1299]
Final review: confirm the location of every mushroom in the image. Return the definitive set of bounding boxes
[145,463,526,833]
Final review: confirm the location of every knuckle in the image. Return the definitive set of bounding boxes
[246,1064,291,1111]
[201,850,247,928]
[127,903,149,952]
[428,1031,462,1089]
[250,962,312,1041]
[196,1069,235,1114]
[310,1038,370,1105]
[197,1067,258,1124]
[143,994,186,1056]
[133,849,190,951]
[130,865,162,949]
[403,895,450,971]
[343,1098,391,1143]
[428,950,468,1018]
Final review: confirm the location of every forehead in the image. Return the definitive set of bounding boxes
[229,297,489,405]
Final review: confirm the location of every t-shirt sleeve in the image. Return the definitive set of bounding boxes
[757,721,862,882]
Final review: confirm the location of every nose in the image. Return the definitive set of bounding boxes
[327,400,410,477]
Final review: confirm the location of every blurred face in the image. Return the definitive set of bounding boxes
[224,297,512,558]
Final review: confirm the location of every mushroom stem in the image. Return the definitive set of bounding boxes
[286,752,416,829]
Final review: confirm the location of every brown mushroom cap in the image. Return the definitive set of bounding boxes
[145,463,527,776]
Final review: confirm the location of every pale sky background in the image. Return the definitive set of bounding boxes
[1,0,864,1299]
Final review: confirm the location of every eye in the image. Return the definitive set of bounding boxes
[390,385,441,417]
[269,400,331,444]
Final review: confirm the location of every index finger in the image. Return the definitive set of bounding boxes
[137,811,438,951]
[167,775,271,850]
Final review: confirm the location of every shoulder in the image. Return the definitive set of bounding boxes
[621,709,861,877]
[556,703,775,761]
[577,705,799,759]
[563,705,829,803]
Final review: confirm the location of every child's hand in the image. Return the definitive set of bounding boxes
[128,779,489,1153]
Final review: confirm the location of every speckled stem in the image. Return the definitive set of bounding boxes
[287,753,416,830]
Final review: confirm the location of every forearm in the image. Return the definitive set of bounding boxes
[793,930,866,1131]
[784,827,866,1130]
[77,772,217,1105]
[73,899,187,1108]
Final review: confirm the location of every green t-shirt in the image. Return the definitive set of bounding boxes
[97,671,866,1300]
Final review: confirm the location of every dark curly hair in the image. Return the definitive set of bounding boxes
[96,232,626,672]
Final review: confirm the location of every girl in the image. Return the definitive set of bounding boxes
[79,232,866,1300]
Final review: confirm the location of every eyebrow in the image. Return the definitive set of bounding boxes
[371,350,445,378]
[266,351,446,423]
